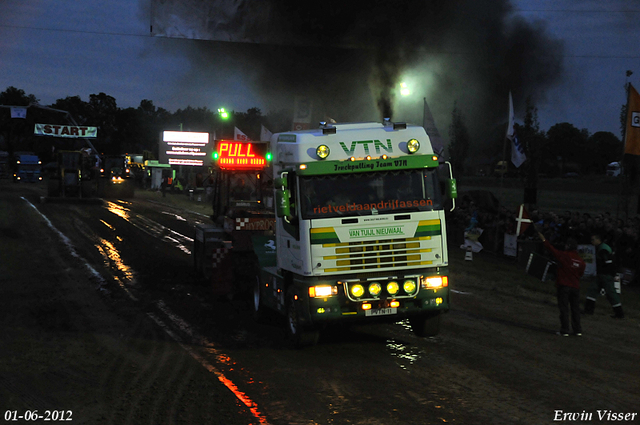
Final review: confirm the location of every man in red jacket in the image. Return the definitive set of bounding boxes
[537,231,586,336]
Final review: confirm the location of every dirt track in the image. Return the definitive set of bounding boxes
[1,180,639,425]
[0,182,259,424]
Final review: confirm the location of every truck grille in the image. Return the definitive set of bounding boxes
[321,237,434,272]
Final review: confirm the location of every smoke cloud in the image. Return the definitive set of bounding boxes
[148,0,564,137]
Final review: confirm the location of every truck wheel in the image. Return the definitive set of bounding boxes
[286,287,319,348]
[253,276,267,322]
[409,312,441,337]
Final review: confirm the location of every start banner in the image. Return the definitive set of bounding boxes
[34,123,98,138]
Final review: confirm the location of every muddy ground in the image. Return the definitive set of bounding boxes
[1,179,638,425]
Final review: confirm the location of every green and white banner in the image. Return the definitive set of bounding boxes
[34,123,98,138]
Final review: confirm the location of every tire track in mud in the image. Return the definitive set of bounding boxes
[119,329,178,425]
[152,357,194,425]
[103,201,193,255]
[26,197,268,424]
[61,205,190,424]
[22,199,180,424]
[97,317,157,424]
[69,209,140,298]
[146,311,269,425]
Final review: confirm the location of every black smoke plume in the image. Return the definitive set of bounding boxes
[148,0,563,135]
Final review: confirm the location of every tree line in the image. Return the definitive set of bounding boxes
[447,97,624,178]
[1,86,624,176]
[0,86,291,164]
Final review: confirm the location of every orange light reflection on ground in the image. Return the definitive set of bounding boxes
[149,315,270,425]
[100,219,115,231]
[106,201,130,220]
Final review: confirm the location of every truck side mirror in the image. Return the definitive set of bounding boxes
[446,178,458,199]
[276,189,291,219]
[274,177,287,189]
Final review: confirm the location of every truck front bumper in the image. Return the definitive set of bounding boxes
[303,286,449,326]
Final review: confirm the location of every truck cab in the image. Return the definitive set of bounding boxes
[254,121,457,346]
[13,154,42,183]
[98,154,134,198]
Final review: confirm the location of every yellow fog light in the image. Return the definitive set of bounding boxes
[407,139,420,154]
[369,282,382,296]
[403,280,417,293]
[387,281,399,295]
[316,144,330,159]
[351,284,365,298]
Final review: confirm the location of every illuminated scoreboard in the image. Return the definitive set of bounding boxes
[215,141,269,170]
[161,131,211,166]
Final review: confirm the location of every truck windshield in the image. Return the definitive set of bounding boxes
[299,169,441,219]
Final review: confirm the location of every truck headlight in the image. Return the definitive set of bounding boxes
[387,281,399,295]
[309,285,337,298]
[316,144,330,160]
[421,276,448,289]
[403,279,417,293]
[407,139,420,154]
[350,284,365,298]
[369,282,382,296]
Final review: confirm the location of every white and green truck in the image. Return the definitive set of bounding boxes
[252,120,457,346]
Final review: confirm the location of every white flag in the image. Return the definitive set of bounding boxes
[260,125,273,142]
[234,127,251,141]
[507,92,526,168]
[293,96,312,130]
[11,107,27,119]
[422,98,445,157]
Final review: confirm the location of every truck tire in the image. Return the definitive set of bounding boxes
[286,287,319,348]
[409,312,441,337]
[253,276,267,322]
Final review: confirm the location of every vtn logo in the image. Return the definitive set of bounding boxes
[632,112,640,127]
[339,140,393,156]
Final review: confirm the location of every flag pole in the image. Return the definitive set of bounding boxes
[501,93,510,190]
[618,74,632,220]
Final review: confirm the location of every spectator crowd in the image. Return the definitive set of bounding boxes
[446,192,640,284]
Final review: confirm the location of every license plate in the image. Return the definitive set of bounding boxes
[365,307,397,317]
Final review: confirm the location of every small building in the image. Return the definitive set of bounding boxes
[144,160,172,190]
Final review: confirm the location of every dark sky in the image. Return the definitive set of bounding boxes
[1,0,639,140]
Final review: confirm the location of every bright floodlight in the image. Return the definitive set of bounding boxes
[218,108,229,119]
[400,82,410,96]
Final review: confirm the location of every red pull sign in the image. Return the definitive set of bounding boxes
[217,141,266,169]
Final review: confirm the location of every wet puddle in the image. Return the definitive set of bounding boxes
[105,201,193,254]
